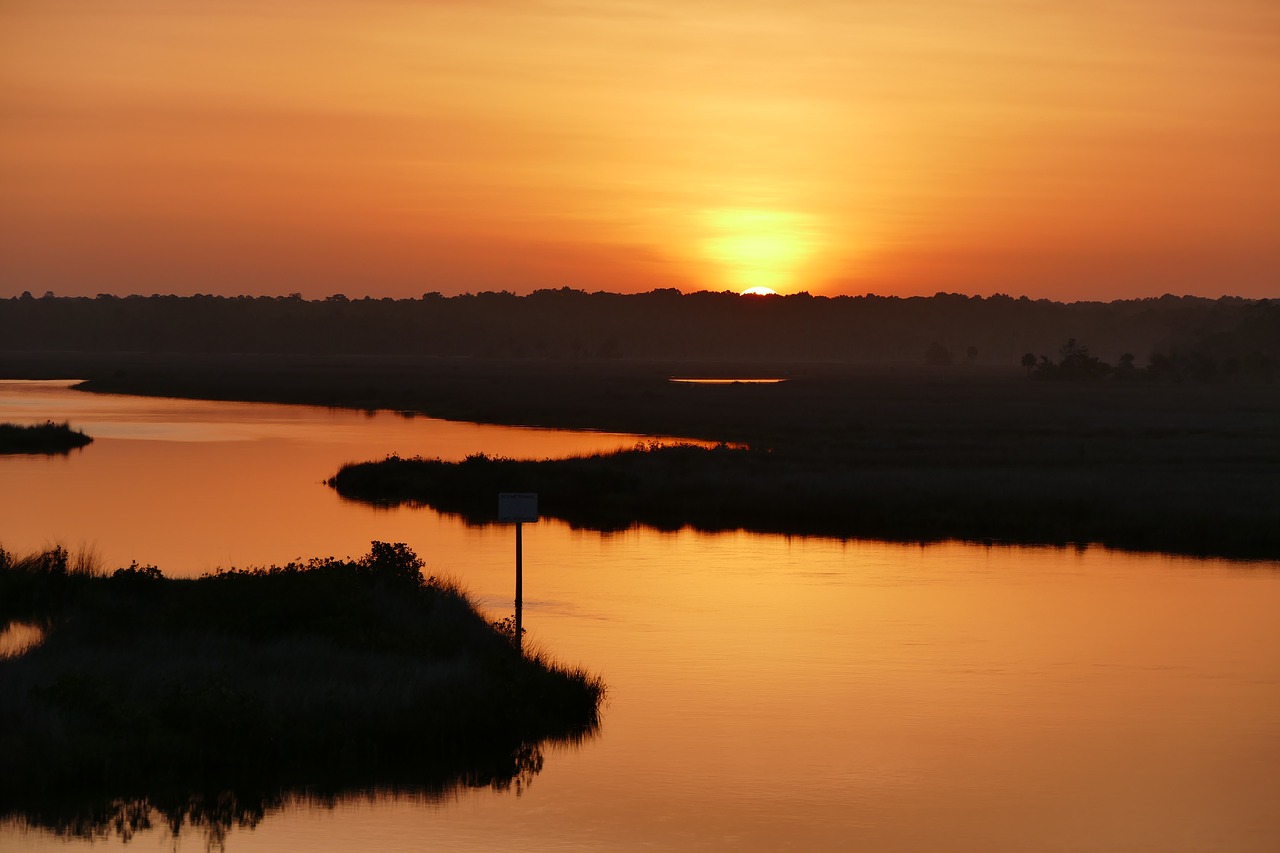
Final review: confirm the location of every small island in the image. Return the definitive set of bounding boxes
[0,420,93,454]
[0,542,603,842]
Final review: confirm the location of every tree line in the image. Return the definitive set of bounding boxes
[1,289,1275,377]
[1016,333,1275,382]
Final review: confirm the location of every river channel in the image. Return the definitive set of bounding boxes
[2,380,1278,852]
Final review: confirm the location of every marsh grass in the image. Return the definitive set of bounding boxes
[0,421,92,454]
[330,442,1280,559]
[0,543,603,845]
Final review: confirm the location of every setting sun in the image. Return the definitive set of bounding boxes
[741,286,779,296]
[698,209,824,295]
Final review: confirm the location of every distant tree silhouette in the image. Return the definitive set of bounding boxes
[1115,352,1136,380]
[1031,338,1111,381]
[1020,352,1037,377]
[925,342,952,366]
[1145,349,1253,383]
[1147,351,1178,381]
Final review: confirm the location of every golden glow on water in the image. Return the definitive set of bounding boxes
[3,382,1280,852]
[0,381,664,571]
[668,378,786,385]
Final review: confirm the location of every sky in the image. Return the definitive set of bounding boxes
[2,0,1278,300]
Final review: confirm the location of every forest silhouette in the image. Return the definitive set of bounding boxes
[2,290,1276,375]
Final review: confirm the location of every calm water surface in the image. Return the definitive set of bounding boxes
[2,381,1278,852]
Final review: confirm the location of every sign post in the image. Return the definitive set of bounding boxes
[497,493,538,651]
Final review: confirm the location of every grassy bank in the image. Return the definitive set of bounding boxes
[0,420,92,454]
[330,443,1280,559]
[0,543,603,843]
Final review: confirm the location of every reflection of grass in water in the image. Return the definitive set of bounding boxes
[0,543,603,847]
[0,420,92,454]
[11,755,548,850]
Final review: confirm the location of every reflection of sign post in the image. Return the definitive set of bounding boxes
[498,493,538,651]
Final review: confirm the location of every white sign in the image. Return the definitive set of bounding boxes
[498,492,539,523]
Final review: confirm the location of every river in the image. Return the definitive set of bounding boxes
[2,380,1278,852]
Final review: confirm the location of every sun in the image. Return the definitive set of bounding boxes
[698,208,823,295]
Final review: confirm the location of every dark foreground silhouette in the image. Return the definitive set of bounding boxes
[0,421,92,455]
[0,543,602,846]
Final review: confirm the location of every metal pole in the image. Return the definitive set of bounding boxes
[514,521,523,652]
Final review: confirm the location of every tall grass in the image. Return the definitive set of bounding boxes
[0,542,604,845]
[0,421,92,454]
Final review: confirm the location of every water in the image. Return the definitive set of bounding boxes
[3,381,1279,851]
[0,379,671,572]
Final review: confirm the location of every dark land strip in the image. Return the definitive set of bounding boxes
[330,442,1280,560]
[5,351,1279,559]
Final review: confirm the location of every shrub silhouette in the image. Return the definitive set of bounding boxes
[924,342,952,365]
[359,540,425,584]
[1030,338,1112,381]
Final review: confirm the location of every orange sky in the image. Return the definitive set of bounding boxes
[2,1,1278,300]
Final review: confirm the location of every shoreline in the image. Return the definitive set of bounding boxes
[4,351,1278,560]
[329,445,1280,561]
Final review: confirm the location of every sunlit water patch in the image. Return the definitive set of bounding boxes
[668,377,787,384]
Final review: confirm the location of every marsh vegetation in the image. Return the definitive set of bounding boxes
[0,421,92,454]
[0,543,603,844]
[330,433,1280,559]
